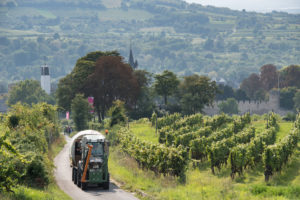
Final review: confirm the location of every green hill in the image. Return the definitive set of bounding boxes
[0,0,299,86]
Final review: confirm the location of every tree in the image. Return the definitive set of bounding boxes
[216,84,235,100]
[280,65,300,88]
[293,91,300,111]
[56,51,120,112]
[107,100,127,127]
[235,89,249,101]
[154,70,179,105]
[240,73,264,100]
[280,87,297,110]
[129,70,155,119]
[218,98,239,115]
[260,64,278,91]
[84,56,139,121]
[71,94,90,131]
[179,75,218,114]
[7,80,54,106]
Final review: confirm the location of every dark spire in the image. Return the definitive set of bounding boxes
[129,40,138,69]
[129,47,134,68]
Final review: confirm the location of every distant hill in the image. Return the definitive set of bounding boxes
[0,0,299,87]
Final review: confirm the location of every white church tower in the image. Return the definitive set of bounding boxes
[41,64,51,94]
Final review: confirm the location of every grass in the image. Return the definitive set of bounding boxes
[108,119,300,200]
[0,184,72,200]
[129,120,159,144]
[276,122,294,142]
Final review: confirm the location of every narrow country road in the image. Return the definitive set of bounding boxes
[54,135,139,200]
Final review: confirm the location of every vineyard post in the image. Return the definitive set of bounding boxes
[155,116,157,136]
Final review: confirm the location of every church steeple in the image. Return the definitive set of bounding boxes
[128,42,138,69]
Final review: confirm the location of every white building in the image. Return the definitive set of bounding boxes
[41,64,51,94]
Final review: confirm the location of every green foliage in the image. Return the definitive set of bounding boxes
[7,80,54,106]
[218,98,239,115]
[179,75,218,114]
[279,87,298,110]
[0,130,22,192]
[107,100,127,127]
[0,103,60,191]
[151,112,157,126]
[190,113,250,161]
[154,70,179,105]
[117,128,188,179]
[229,118,278,178]
[279,65,300,88]
[283,112,296,121]
[71,93,90,131]
[293,91,300,111]
[263,124,299,181]
[156,112,182,129]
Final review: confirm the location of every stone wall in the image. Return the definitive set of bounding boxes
[203,91,291,116]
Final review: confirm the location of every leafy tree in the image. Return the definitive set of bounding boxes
[84,56,139,121]
[179,75,218,114]
[56,51,120,112]
[7,80,54,106]
[254,88,267,101]
[129,70,155,119]
[216,84,235,100]
[235,89,249,101]
[280,65,300,88]
[293,91,300,111]
[260,64,278,91]
[71,94,90,131]
[240,73,264,100]
[154,70,179,105]
[107,100,127,127]
[218,98,239,115]
[280,87,297,110]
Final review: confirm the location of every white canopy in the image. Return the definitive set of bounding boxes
[69,130,105,161]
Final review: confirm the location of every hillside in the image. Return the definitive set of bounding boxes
[0,0,299,86]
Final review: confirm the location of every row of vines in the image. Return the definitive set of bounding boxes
[117,128,188,179]
[119,112,299,182]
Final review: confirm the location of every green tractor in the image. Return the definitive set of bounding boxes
[70,130,110,190]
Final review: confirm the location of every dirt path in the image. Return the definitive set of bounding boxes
[54,135,139,200]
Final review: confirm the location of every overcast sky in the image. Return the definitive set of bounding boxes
[184,0,300,13]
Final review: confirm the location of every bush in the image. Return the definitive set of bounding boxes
[107,100,127,127]
[25,155,50,187]
[283,112,296,121]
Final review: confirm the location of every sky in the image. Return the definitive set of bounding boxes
[184,0,300,13]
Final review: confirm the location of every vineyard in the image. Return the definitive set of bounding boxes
[117,112,300,185]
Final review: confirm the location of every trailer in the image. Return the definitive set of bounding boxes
[69,130,110,190]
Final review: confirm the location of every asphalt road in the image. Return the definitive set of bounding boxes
[54,135,139,200]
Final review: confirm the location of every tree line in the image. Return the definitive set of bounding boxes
[54,51,219,130]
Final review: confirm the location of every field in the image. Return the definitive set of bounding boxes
[108,114,300,200]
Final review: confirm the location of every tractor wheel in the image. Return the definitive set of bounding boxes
[81,182,88,190]
[103,173,110,190]
[77,167,82,187]
[74,168,77,184]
